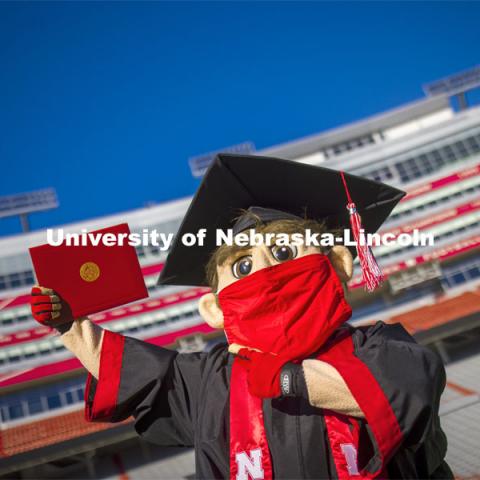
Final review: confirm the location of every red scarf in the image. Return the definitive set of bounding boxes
[220,254,351,358]
[220,255,386,479]
[229,335,389,480]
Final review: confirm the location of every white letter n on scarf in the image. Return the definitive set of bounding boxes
[236,448,264,480]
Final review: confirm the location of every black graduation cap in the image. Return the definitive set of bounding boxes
[157,153,405,287]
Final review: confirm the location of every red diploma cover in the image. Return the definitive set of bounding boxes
[29,223,148,318]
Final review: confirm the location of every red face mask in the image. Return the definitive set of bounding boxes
[219,253,352,359]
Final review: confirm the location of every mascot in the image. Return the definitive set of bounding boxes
[30,154,452,479]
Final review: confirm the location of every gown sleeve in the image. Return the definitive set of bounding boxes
[84,329,208,447]
[319,321,447,476]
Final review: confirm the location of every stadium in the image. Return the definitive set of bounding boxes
[1,67,480,479]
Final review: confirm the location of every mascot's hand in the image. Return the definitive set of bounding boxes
[235,347,289,398]
[30,286,74,329]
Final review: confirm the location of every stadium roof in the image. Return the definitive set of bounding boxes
[261,96,451,160]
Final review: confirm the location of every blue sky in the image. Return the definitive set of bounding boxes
[1,1,479,235]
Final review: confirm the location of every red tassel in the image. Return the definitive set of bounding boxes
[340,172,384,292]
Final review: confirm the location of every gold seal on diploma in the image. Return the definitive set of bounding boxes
[80,262,100,282]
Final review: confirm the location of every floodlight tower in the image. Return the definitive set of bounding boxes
[0,188,59,233]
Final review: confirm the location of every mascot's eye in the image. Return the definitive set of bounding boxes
[271,245,297,262]
[232,256,253,279]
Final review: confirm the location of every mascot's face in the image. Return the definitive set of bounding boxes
[216,240,322,292]
[199,230,354,332]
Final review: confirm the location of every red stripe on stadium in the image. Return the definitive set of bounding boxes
[380,199,480,237]
[349,234,480,289]
[0,287,209,347]
[401,163,480,202]
[0,322,215,388]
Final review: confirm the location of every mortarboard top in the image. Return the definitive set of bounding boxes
[157,153,406,287]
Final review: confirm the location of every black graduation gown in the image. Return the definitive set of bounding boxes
[85,321,453,479]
